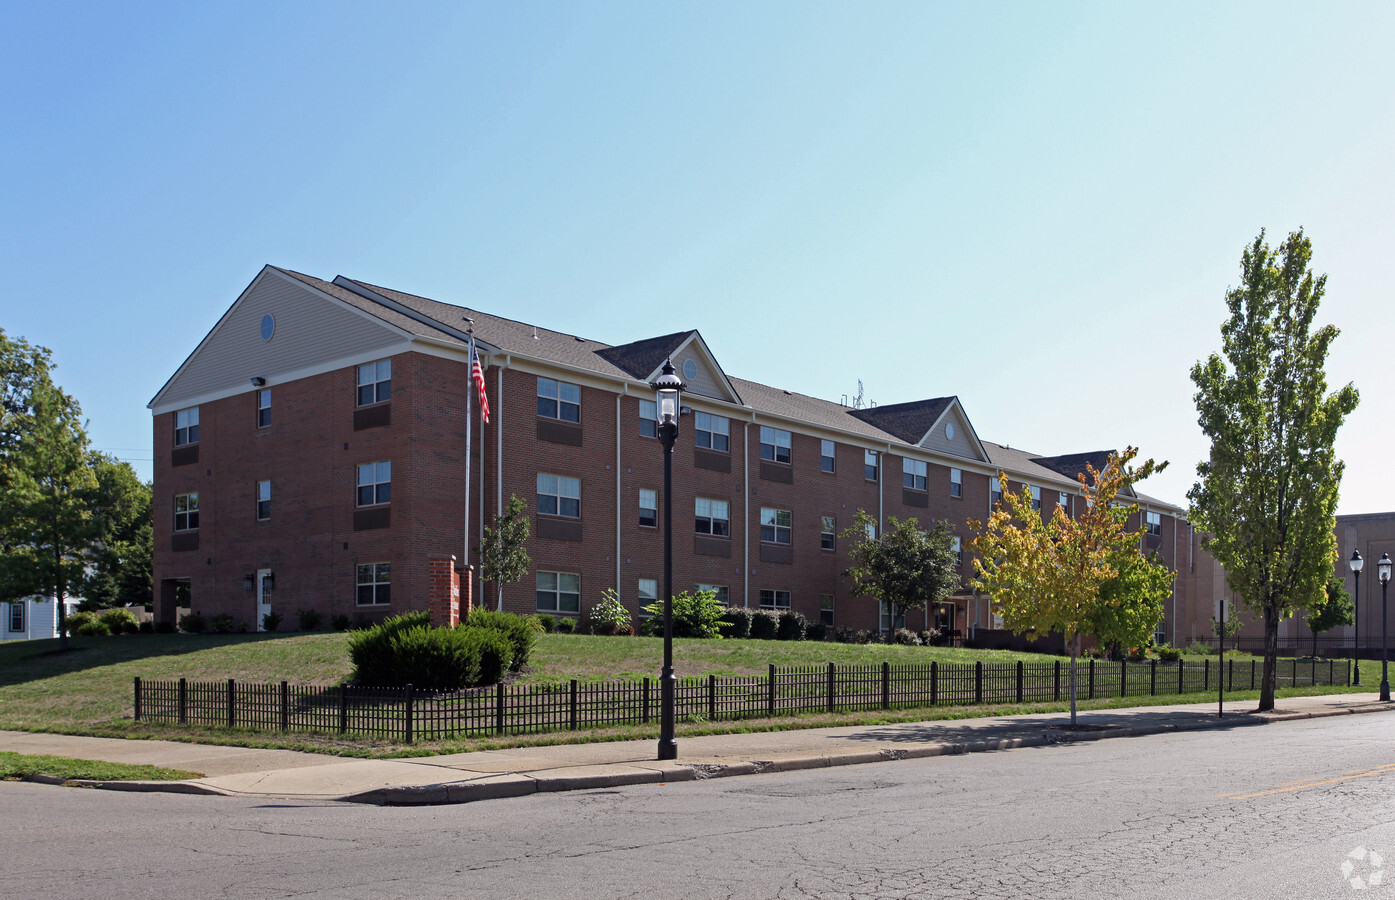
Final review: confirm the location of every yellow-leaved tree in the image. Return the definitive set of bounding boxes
[970,447,1172,726]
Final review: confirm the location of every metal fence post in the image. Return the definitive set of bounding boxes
[1251,659,1256,690]
[1054,660,1061,701]
[975,661,983,705]
[227,678,236,728]
[1088,659,1095,700]
[339,684,348,734]
[178,678,187,724]
[1179,659,1185,695]
[1016,660,1024,703]
[133,677,141,722]
[709,674,718,721]
[1120,660,1127,698]
[569,679,578,731]
[495,681,505,735]
[1150,659,1157,696]
[280,681,289,731]
[1228,659,1234,692]
[768,664,776,717]
[642,677,651,724]
[931,660,938,706]
[882,661,891,710]
[827,663,835,713]
[1204,658,1209,692]
[404,683,414,743]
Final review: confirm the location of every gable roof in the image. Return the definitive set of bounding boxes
[595,332,693,380]
[847,398,954,444]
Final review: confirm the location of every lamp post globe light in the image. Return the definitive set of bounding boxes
[1380,552,1392,703]
[1350,550,1363,686]
[650,359,685,761]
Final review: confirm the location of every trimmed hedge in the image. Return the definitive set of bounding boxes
[777,610,808,641]
[464,609,538,672]
[347,611,521,690]
[749,610,779,641]
[720,607,753,639]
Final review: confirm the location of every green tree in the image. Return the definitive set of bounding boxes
[1212,609,1243,651]
[841,510,960,631]
[1188,229,1359,711]
[77,455,153,611]
[971,448,1168,725]
[478,494,531,612]
[1305,576,1354,660]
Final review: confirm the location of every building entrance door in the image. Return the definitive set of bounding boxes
[256,569,272,632]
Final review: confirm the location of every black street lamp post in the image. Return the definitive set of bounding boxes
[1380,553,1392,703]
[651,359,684,760]
[1350,550,1363,686]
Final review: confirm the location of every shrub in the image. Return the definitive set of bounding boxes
[554,617,576,634]
[640,589,725,639]
[776,610,808,641]
[749,610,779,641]
[467,627,514,686]
[586,589,634,636]
[1157,644,1183,662]
[139,620,155,634]
[463,609,537,671]
[262,611,283,633]
[154,620,175,634]
[331,614,351,632]
[720,606,753,639]
[1185,639,1218,657]
[536,613,556,634]
[297,609,322,632]
[894,628,921,646]
[805,620,827,642]
[98,608,141,634]
[74,619,111,637]
[179,613,206,634]
[919,628,948,647]
[210,614,235,634]
[63,611,98,633]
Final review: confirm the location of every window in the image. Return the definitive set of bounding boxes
[759,426,791,464]
[880,600,905,632]
[537,474,581,518]
[820,516,836,551]
[865,521,877,541]
[759,589,791,610]
[537,571,580,614]
[697,584,729,606]
[256,480,270,521]
[950,468,963,498]
[10,602,24,633]
[1059,492,1070,515]
[760,508,792,545]
[638,489,657,528]
[357,359,391,405]
[695,498,730,537]
[903,458,927,491]
[174,493,199,531]
[356,563,391,606]
[696,412,729,452]
[820,439,836,473]
[1146,511,1162,536]
[951,535,962,568]
[537,377,580,422]
[174,407,199,446]
[819,594,835,627]
[639,399,658,439]
[638,578,658,616]
[256,389,271,428]
[1029,485,1041,511]
[357,461,391,506]
[991,477,1003,506]
[865,449,879,482]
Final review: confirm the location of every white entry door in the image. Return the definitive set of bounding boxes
[256,569,272,632]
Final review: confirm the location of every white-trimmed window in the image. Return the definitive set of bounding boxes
[951,535,962,568]
[820,516,836,551]
[760,508,792,545]
[174,493,199,531]
[903,458,927,491]
[637,578,658,616]
[760,589,791,610]
[1029,485,1042,511]
[760,426,791,464]
[357,461,391,507]
[696,412,729,452]
[357,359,391,406]
[950,468,963,498]
[1146,511,1162,536]
[865,449,879,482]
[256,389,271,428]
[256,480,270,521]
[10,602,24,633]
[880,600,905,632]
[820,439,836,473]
[537,377,580,423]
[174,407,199,446]
[819,594,834,626]
[639,488,657,528]
[865,521,877,541]
[697,584,729,606]
[356,563,391,606]
[695,498,730,537]
[639,399,658,439]
[1059,492,1070,515]
[537,474,580,518]
[537,571,580,614]
[991,477,1003,506]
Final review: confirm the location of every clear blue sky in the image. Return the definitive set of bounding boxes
[3,1,1391,514]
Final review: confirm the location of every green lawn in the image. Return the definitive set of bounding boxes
[0,630,1355,757]
[0,751,201,782]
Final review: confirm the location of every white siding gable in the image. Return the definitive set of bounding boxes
[918,403,987,461]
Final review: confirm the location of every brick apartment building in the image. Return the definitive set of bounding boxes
[150,265,1204,639]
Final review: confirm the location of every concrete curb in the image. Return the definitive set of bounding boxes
[22,774,229,796]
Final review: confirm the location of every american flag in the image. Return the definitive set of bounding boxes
[470,340,490,424]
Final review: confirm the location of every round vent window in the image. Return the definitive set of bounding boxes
[261,314,275,341]
[945,422,955,441]
[683,359,697,380]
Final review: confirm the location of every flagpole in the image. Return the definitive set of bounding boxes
[463,327,474,595]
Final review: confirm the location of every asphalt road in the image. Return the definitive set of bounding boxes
[6,714,1395,899]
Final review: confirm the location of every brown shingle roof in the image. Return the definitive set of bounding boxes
[847,398,955,445]
[595,332,694,380]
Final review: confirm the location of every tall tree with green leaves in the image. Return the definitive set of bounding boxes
[840,510,960,632]
[1189,229,1359,711]
[1305,576,1354,660]
[971,448,1169,725]
[77,455,153,611]
[478,494,531,613]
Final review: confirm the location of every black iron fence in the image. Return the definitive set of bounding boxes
[133,656,1349,743]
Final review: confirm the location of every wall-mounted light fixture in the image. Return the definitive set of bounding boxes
[250,376,266,387]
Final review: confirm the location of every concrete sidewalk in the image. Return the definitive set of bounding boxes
[3,693,1390,805]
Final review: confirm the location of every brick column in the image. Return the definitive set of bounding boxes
[427,555,460,628]
[460,565,474,621]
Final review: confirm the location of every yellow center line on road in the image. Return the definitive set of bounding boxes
[1220,763,1395,799]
